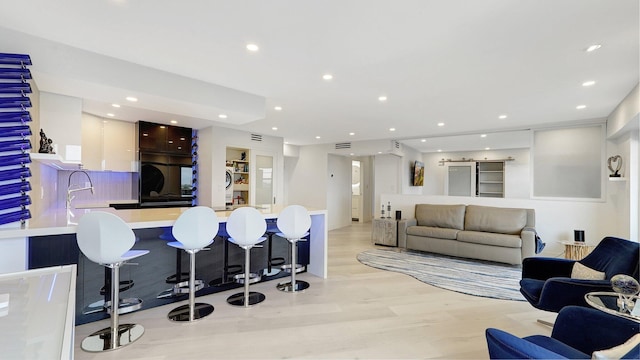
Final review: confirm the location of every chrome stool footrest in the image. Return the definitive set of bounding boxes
[172,279,204,294]
[281,264,305,274]
[105,298,143,315]
[233,272,261,284]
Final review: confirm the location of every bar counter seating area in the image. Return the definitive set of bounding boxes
[0,204,328,358]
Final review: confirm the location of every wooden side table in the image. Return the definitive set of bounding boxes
[561,241,595,260]
[372,218,397,246]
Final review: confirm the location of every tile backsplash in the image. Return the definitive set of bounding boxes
[56,170,137,208]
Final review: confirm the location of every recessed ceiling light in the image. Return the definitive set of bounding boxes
[349,132,355,136]
[111,103,120,108]
[420,139,426,143]
[576,105,587,109]
[315,136,321,139]
[125,96,138,102]
[378,151,383,154]
[274,106,282,111]
[219,114,228,119]
[389,127,396,132]
[437,122,445,127]
[322,74,333,81]
[378,96,387,102]
[272,127,278,130]
[480,134,487,138]
[170,120,178,124]
[350,153,355,156]
[106,113,114,117]
[582,80,596,87]
[485,147,491,150]
[498,114,508,119]
[586,44,602,52]
[142,133,149,137]
[159,126,166,129]
[437,149,442,152]
[246,43,259,52]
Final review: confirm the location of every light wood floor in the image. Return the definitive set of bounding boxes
[74,222,553,359]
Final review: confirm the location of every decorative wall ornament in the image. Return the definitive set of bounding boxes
[38,129,55,154]
[607,155,622,177]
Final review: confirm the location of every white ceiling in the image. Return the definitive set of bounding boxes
[0,0,637,152]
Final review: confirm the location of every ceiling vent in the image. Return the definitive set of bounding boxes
[250,134,263,142]
[335,142,351,150]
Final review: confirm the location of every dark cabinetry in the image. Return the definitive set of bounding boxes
[137,121,192,155]
[136,121,194,207]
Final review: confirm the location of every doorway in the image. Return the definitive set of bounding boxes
[351,160,361,221]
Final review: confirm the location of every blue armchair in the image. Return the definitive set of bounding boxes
[520,236,639,312]
[486,306,640,359]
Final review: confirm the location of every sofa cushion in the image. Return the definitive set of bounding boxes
[415,204,466,230]
[464,205,528,235]
[457,230,522,248]
[407,226,459,240]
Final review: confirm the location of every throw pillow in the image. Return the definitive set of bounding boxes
[571,262,606,280]
[592,333,640,359]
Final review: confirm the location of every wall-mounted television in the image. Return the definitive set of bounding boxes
[413,161,424,186]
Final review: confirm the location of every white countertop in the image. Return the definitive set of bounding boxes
[0,205,327,239]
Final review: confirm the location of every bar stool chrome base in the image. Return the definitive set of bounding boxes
[226,291,266,306]
[81,323,145,352]
[277,280,310,292]
[168,303,214,322]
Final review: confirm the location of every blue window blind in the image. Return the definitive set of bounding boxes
[0,53,33,226]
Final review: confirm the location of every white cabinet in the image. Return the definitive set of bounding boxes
[103,120,135,172]
[81,113,135,172]
[81,114,103,170]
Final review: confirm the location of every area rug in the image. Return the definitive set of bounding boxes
[357,248,525,301]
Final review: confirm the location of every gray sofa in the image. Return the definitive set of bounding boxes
[398,204,536,265]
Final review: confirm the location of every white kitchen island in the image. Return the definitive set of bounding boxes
[0,205,328,278]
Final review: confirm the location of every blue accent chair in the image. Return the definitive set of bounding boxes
[520,236,640,312]
[486,306,640,359]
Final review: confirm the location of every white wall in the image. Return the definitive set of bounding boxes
[421,148,530,198]
[286,144,331,212]
[327,154,352,229]
[373,154,401,217]
[608,84,639,137]
[381,194,619,257]
[39,92,82,161]
[606,82,639,241]
[400,145,424,195]
[197,126,284,208]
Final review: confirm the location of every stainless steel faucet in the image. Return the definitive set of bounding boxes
[66,170,94,209]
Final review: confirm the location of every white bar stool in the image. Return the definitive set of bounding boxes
[76,211,149,352]
[276,205,311,292]
[225,207,267,307]
[167,206,219,322]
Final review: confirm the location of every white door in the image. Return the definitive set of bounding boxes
[255,154,274,206]
[445,162,476,196]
